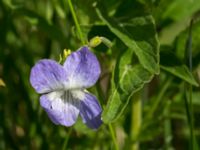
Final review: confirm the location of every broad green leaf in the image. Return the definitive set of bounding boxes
[95,4,159,122]
[102,49,153,123]
[96,9,159,74]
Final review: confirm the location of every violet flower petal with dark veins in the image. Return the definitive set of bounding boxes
[40,91,80,126]
[63,46,101,89]
[79,92,102,129]
[30,59,68,94]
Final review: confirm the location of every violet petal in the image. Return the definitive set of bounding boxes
[40,91,80,126]
[79,92,102,129]
[30,59,68,94]
[63,46,101,89]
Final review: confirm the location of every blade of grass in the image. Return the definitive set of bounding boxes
[67,0,85,45]
[184,16,199,150]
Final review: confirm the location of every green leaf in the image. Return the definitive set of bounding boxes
[161,65,199,86]
[160,48,199,86]
[96,9,159,74]
[95,4,159,123]
[102,49,153,123]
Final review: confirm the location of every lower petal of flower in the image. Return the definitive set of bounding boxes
[79,92,102,129]
[40,91,80,127]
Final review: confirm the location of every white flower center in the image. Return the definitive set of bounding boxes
[71,90,85,100]
[46,90,85,102]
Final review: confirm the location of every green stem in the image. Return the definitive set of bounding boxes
[164,101,172,149]
[145,77,172,120]
[108,124,119,150]
[184,84,194,150]
[62,128,72,150]
[131,93,141,150]
[67,0,85,45]
[184,18,195,149]
[189,85,194,149]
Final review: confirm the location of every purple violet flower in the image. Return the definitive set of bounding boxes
[30,46,102,129]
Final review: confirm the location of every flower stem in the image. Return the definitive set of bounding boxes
[62,128,72,150]
[67,0,85,45]
[131,93,141,150]
[108,124,119,150]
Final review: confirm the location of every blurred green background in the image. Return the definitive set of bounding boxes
[0,0,200,149]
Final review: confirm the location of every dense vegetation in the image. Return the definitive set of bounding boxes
[0,0,200,149]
